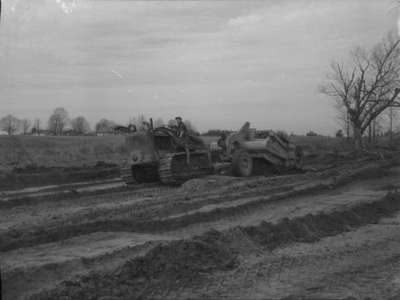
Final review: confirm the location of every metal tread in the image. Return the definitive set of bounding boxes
[158,153,212,185]
[120,166,135,184]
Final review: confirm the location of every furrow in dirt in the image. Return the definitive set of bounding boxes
[0,180,387,300]
[29,191,400,300]
[0,159,388,210]
[0,178,388,300]
[1,178,122,196]
[0,161,393,252]
[0,181,170,209]
[1,232,173,300]
[0,161,391,235]
[0,165,121,191]
[0,180,348,252]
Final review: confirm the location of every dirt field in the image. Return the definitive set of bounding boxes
[0,134,347,191]
[0,134,351,171]
[0,135,125,172]
[1,151,400,299]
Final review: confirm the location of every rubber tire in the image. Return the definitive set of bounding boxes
[232,149,253,177]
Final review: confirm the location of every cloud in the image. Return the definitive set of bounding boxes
[55,0,83,14]
[111,69,124,79]
[0,0,398,134]
[228,13,262,27]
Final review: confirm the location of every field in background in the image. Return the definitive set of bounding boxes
[291,135,354,153]
[202,134,354,153]
[0,134,354,172]
[0,135,126,172]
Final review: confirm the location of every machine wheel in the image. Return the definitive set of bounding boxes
[232,149,253,177]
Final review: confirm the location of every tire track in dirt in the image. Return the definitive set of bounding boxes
[0,179,350,252]
[0,181,171,209]
[2,162,398,300]
[0,162,392,252]
[0,183,177,233]
[29,191,400,300]
[0,180,386,300]
[0,178,312,251]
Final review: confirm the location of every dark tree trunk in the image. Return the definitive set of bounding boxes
[353,121,363,151]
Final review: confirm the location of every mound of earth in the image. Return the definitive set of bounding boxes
[242,191,400,249]
[31,191,400,300]
[121,236,236,280]
[32,234,237,300]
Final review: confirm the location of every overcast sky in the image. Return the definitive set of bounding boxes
[0,0,399,134]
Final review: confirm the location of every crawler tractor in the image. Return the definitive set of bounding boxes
[211,122,303,177]
[120,121,213,185]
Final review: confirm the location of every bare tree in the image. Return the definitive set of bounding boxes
[321,33,400,149]
[32,119,41,135]
[166,118,197,133]
[383,106,400,142]
[71,116,91,135]
[335,129,344,138]
[130,114,148,131]
[0,114,20,136]
[95,118,116,134]
[333,101,351,138]
[48,107,69,136]
[21,119,31,135]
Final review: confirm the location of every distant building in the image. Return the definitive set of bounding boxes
[63,129,81,136]
[113,125,133,135]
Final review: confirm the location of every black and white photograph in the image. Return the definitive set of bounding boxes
[1,0,400,299]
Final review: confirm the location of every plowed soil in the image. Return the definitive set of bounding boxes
[1,158,400,300]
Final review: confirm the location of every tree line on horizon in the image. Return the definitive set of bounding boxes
[1,105,397,138]
[0,108,197,136]
[0,109,351,139]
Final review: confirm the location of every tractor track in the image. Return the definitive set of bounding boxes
[0,179,171,209]
[27,191,400,300]
[0,160,361,208]
[0,161,393,253]
[1,159,400,299]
